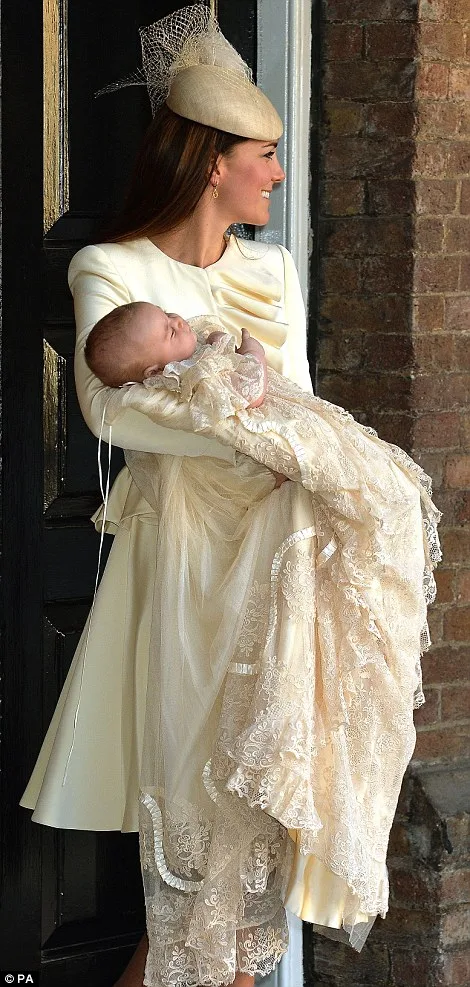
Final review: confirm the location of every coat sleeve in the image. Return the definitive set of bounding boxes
[69,244,236,462]
[279,245,313,394]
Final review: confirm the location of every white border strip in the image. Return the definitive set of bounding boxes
[256,0,312,307]
[255,6,311,979]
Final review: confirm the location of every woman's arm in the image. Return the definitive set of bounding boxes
[70,244,236,462]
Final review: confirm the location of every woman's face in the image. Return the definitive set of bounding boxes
[216,139,285,226]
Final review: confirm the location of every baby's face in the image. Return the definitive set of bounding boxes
[140,304,197,373]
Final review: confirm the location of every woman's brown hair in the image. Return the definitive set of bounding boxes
[105,104,247,243]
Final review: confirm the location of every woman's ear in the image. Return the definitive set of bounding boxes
[143,364,163,378]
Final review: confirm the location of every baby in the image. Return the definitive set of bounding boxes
[84,299,439,950]
[85,301,267,408]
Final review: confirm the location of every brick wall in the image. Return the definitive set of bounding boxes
[305,0,470,983]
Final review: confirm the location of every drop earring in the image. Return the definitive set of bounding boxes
[212,181,219,199]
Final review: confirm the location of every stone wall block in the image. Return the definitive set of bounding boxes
[419,100,460,137]
[325,59,415,101]
[365,22,418,58]
[325,136,415,177]
[363,254,414,292]
[445,295,470,330]
[367,179,415,214]
[413,294,445,331]
[419,20,466,57]
[441,684,470,720]
[415,178,458,214]
[365,102,417,137]
[422,645,470,685]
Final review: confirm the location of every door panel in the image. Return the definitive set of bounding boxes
[1,1,258,984]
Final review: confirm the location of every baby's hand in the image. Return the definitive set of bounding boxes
[206,330,227,346]
[236,329,266,361]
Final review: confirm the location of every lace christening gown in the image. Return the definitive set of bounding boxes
[103,319,441,987]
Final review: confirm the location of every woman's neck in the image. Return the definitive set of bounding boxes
[148,200,230,269]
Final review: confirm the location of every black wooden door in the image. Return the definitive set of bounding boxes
[1,2,256,985]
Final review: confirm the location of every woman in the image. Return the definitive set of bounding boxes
[21,7,313,986]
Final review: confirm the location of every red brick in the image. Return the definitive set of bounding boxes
[441,527,470,563]
[440,869,470,907]
[366,22,417,58]
[414,255,460,291]
[388,819,411,857]
[325,59,415,101]
[414,724,470,760]
[456,569,470,602]
[325,23,363,59]
[416,62,449,99]
[441,948,470,987]
[363,333,414,371]
[381,903,438,937]
[434,567,456,603]
[434,489,467,524]
[363,254,414,292]
[321,216,410,256]
[462,415,470,448]
[325,0,395,21]
[390,867,436,905]
[414,687,441,726]
[413,295,445,331]
[419,21,466,58]
[391,949,439,987]
[318,333,364,372]
[428,607,443,641]
[460,257,470,290]
[365,102,416,138]
[419,0,470,19]
[418,101,460,139]
[321,294,409,331]
[445,296,470,332]
[445,217,470,252]
[441,906,470,947]
[413,449,445,486]
[323,180,365,216]
[372,412,413,447]
[413,370,470,409]
[416,179,458,215]
[459,103,470,136]
[450,67,470,101]
[441,684,470,720]
[447,142,470,177]
[454,336,470,371]
[319,372,410,413]
[414,141,449,179]
[415,217,445,252]
[414,412,461,449]
[422,645,470,685]
[415,334,456,370]
[367,179,415,216]
[326,137,415,178]
[445,454,470,487]
[444,605,470,641]
[324,101,363,136]
[461,180,470,215]
[414,334,454,371]
[458,491,470,522]
[321,257,362,294]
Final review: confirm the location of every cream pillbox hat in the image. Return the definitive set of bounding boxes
[98,4,283,141]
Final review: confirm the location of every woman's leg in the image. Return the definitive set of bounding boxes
[231,975,255,987]
[113,933,148,987]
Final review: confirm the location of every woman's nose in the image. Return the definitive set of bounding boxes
[273,155,286,183]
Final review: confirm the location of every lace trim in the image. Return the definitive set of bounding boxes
[139,791,205,892]
[229,661,260,675]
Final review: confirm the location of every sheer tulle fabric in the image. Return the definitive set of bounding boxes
[104,326,440,985]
